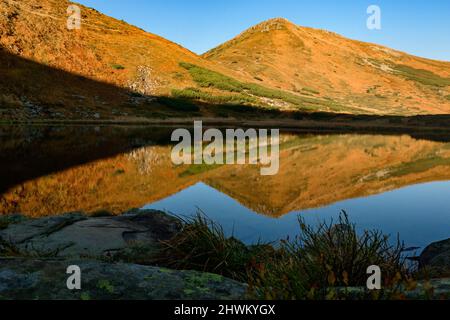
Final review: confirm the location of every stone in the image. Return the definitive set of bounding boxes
[0,258,247,300]
[0,210,182,259]
[419,238,450,276]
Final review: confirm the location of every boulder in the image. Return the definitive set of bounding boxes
[0,258,246,300]
[420,238,450,276]
[0,210,181,259]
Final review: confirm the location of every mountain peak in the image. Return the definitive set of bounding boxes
[249,17,295,33]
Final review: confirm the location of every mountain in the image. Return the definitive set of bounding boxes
[1,3,449,120]
[204,18,450,115]
[0,0,253,120]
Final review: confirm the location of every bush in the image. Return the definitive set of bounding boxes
[111,64,125,70]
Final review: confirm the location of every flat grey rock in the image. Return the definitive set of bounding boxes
[0,258,247,300]
[0,210,181,258]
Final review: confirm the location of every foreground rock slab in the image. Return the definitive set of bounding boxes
[0,258,247,300]
[0,210,181,258]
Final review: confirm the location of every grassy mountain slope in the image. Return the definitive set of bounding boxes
[1,3,449,120]
[204,18,450,115]
[0,0,264,120]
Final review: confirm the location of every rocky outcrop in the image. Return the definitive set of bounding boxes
[0,209,247,300]
[420,238,450,277]
[0,209,181,258]
[0,258,246,300]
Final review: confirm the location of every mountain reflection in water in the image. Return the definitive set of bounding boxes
[1,125,450,248]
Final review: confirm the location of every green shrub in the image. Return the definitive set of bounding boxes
[393,64,450,87]
[171,88,256,105]
[111,64,125,70]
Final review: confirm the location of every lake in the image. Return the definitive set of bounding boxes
[1,125,450,250]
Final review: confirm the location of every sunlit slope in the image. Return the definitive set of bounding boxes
[204,18,450,115]
[0,0,252,119]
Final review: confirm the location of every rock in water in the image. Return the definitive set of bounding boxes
[0,258,246,300]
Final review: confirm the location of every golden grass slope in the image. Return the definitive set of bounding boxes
[204,18,450,115]
[0,0,250,118]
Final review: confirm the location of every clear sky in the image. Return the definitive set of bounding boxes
[76,0,449,61]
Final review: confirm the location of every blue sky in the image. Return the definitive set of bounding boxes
[76,0,449,61]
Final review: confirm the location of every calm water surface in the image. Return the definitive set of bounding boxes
[1,125,450,250]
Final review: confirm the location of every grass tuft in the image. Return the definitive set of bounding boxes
[155,213,273,281]
[248,211,409,299]
[155,211,412,299]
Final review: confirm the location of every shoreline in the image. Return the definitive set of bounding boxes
[2,117,450,135]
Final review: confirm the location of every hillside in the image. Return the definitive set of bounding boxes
[0,0,261,120]
[1,3,450,121]
[204,18,450,115]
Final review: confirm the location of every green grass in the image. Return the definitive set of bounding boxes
[111,64,125,70]
[179,62,350,113]
[393,64,450,87]
[179,62,244,92]
[445,95,450,101]
[171,88,256,105]
[389,156,450,177]
[302,87,320,95]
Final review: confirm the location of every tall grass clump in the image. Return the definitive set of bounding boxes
[248,211,410,299]
[155,210,411,299]
[155,213,274,281]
